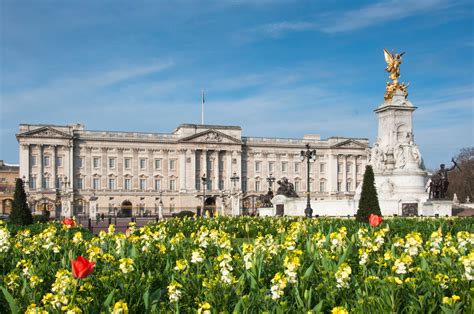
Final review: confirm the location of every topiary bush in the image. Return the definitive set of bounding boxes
[9,178,33,226]
[356,165,381,222]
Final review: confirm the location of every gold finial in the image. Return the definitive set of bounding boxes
[383,48,408,100]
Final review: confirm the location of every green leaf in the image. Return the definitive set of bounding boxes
[143,289,150,310]
[1,286,19,314]
[303,264,314,280]
[103,289,115,310]
[313,300,323,313]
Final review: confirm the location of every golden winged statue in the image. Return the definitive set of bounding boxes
[383,48,408,100]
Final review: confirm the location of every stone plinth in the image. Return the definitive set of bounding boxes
[421,200,453,216]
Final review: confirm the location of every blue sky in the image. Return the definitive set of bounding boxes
[1,0,473,169]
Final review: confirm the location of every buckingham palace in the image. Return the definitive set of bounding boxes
[16,123,369,217]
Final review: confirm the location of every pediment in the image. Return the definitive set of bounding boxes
[178,129,241,144]
[331,139,367,149]
[18,126,71,139]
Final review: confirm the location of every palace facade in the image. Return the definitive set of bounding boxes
[17,123,369,217]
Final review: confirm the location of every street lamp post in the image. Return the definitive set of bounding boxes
[201,174,207,217]
[230,172,240,216]
[266,173,275,192]
[300,144,317,218]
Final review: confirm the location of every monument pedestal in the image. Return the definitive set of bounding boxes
[421,200,453,216]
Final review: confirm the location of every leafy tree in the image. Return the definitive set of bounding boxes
[9,178,33,225]
[447,147,473,203]
[356,165,381,222]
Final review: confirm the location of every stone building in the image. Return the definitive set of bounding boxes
[16,123,369,217]
[0,160,19,215]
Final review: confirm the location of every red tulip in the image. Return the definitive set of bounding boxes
[368,214,382,227]
[71,256,95,279]
[62,218,76,227]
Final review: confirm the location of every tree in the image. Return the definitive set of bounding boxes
[9,178,33,225]
[447,147,473,203]
[356,165,381,222]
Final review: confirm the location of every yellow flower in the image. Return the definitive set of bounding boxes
[25,303,48,314]
[112,300,129,314]
[174,259,188,271]
[331,306,349,314]
[119,258,134,274]
[197,301,211,314]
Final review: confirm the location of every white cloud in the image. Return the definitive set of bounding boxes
[233,0,456,43]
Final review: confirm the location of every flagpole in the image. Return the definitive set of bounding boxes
[201,89,204,125]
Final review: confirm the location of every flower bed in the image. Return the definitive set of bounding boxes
[0,217,473,313]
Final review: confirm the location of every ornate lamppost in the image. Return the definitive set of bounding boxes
[266,173,275,192]
[201,174,207,217]
[300,144,317,218]
[230,172,240,216]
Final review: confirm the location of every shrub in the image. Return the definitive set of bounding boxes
[356,165,381,222]
[174,210,195,218]
[9,178,33,225]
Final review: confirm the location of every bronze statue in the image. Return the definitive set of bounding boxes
[429,158,460,199]
[276,177,299,198]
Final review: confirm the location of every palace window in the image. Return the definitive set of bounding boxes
[242,178,247,192]
[255,180,261,192]
[44,156,50,167]
[268,162,274,173]
[294,181,300,192]
[337,163,343,174]
[140,158,147,170]
[319,180,326,192]
[77,178,83,190]
[169,160,176,171]
[140,179,146,190]
[77,157,84,168]
[294,162,300,173]
[320,163,326,173]
[108,178,116,190]
[124,158,131,170]
[56,157,63,167]
[124,178,131,190]
[219,179,224,190]
[255,161,261,172]
[346,181,352,192]
[169,179,176,191]
[93,178,100,190]
[154,179,161,190]
[29,176,36,189]
[337,181,342,192]
[42,177,49,189]
[347,163,352,173]
[281,161,288,172]
[155,159,162,170]
[31,156,37,167]
[109,158,116,169]
[93,157,100,169]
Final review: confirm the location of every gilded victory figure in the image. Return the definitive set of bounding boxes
[383,48,408,100]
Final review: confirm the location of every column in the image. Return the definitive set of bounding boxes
[68,142,74,190]
[39,145,44,189]
[117,148,124,189]
[188,149,196,191]
[101,147,108,189]
[213,151,219,191]
[327,153,334,193]
[343,155,348,192]
[162,149,169,191]
[353,155,358,191]
[179,149,186,192]
[202,149,208,180]
[236,151,242,191]
[148,149,154,191]
[133,148,139,189]
[52,145,57,189]
[225,151,232,190]
[86,147,92,189]
[20,144,30,182]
